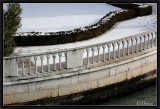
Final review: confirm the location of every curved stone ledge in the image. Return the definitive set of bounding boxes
[3,48,157,105]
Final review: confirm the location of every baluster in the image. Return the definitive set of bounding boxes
[52,54,56,71]
[40,55,44,73]
[126,38,130,55]
[122,40,126,57]
[139,36,143,51]
[135,37,138,53]
[102,45,106,61]
[16,58,19,76]
[147,34,150,49]
[58,53,62,70]
[64,52,67,69]
[155,31,157,46]
[46,54,51,72]
[144,35,146,50]
[151,33,153,48]
[117,41,121,58]
[34,56,38,73]
[131,38,134,54]
[91,47,96,64]
[21,58,25,76]
[112,42,116,59]
[28,57,31,75]
[97,46,101,63]
[107,43,111,60]
[86,48,90,65]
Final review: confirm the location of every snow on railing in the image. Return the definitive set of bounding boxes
[3,29,157,80]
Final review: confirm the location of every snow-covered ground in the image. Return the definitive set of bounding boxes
[18,3,121,32]
[14,15,157,55]
[12,3,157,66]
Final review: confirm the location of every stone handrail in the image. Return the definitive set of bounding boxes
[3,29,157,79]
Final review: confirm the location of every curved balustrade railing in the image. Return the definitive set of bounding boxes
[3,29,157,80]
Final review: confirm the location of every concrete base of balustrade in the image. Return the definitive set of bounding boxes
[3,50,157,105]
[22,70,156,105]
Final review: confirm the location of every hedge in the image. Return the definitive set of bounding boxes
[14,3,152,46]
[109,3,152,16]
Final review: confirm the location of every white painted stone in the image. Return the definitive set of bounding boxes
[97,77,108,88]
[3,58,18,77]
[116,72,127,83]
[141,64,148,75]
[71,75,79,85]
[145,62,155,72]
[127,60,141,70]
[67,49,83,68]
[146,54,156,64]
[140,58,146,67]
[51,88,59,97]
[78,73,90,83]
[89,69,109,81]
[28,82,37,92]
[80,82,92,92]
[70,84,81,94]
[110,67,116,76]
[3,48,157,105]
[59,86,71,96]
[3,84,29,95]
[36,79,57,91]
[59,76,72,87]
[115,64,128,74]
[91,80,98,89]
[127,67,142,79]
[3,95,15,105]
[15,89,52,103]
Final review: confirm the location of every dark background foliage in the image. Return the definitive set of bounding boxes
[3,3,22,56]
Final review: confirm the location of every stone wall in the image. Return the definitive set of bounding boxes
[3,50,157,105]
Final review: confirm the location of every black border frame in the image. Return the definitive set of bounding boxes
[0,0,159,109]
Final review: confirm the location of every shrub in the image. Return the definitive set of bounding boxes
[3,3,22,56]
[109,3,152,16]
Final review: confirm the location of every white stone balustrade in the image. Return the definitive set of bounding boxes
[3,29,157,79]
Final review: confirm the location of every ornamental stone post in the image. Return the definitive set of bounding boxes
[102,45,106,61]
[107,43,111,60]
[97,46,101,63]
